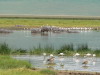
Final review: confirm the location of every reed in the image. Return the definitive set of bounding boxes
[0,43,100,56]
[93,50,100,56]
[12,48,28,55]
[77,44,90,51]
[56,44,74,54]
[43,45,55,54]
[0,43,11,55]
[29,44,43,55]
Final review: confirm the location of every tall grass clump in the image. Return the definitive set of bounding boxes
[0,43,11,55]
[30,45,55,55]
[0,55,31,69]
[77,44,89,51]
[77,44,91,51]
[12,48,27,55]
[43,45,55,54]
[56,44,74,55]
[76,44,92,55]
[29,44,43,55]
[93,50,100,57]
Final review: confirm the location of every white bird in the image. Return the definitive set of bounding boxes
[93,62,96,66]
[43,53,46,61]
[75,58,80,63]
[43,53,46,56]
[75,53,80,56]
[59,53,64,56]
[50,54,53,57]
[92,54,96,63]
[86,53,91,56]
[93,54,96,57]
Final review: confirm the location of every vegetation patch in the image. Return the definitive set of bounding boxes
[40,69,57,75]
[0,68,44,75]
[0,55,31,69]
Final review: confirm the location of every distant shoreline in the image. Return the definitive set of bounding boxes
[0,14,100,20]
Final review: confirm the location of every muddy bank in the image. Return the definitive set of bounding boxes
[57,70,100,75]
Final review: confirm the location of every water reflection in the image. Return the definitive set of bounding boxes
[0,33,11,36]
[0,30,100,50]
[82,66,89,69]
[41,32,49,36]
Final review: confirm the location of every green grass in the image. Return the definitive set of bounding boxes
[40,69,57,75]
[0,55,45,75]
[0,18,100,28]
[0,68,44,75]
[0,68,57,75]
[0,55,31,69]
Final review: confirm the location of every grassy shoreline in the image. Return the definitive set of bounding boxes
[0,18,100,29]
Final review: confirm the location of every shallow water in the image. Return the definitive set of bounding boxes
[13,55,100,72]
[0,0,100,16]
[0,30,100,50]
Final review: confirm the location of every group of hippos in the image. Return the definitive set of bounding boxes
[0,29,13,33]
[31,26,93,34]
[0,26,93,34]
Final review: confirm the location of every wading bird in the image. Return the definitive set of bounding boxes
[82,60,88,66]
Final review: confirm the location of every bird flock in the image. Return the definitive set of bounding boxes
[43,52,96,69]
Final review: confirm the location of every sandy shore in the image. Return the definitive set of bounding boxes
[0,14,100,20]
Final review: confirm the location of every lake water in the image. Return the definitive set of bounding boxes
[0,30,100,50]
[0,0,100,16]
[13,55,100,72]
